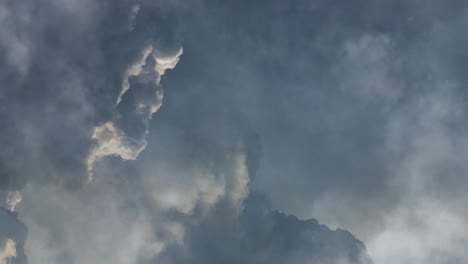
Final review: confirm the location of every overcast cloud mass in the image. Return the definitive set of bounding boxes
[1,0,468,264]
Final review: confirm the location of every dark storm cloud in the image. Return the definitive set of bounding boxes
[2,1,372,263]
[3,0,467,264]
[0,0,183,262]
[156,193,371,264]
[15,94,372,264]
[154,0,468,263]
[0,0,182,189]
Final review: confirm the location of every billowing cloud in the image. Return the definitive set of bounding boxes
[157,1,468,263]
[1,0,372,260]
[86,45,183,179]
[16,107,372,263]
[155,193,372,264]
[4,0,468,264]
[0,0,183,262]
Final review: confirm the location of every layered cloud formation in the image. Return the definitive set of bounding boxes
[2,0,468,264]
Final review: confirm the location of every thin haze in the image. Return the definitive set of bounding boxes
[1,1,468,264]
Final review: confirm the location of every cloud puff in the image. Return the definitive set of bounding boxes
[0,238,17,264]
[86,45,183,179]
[0,209,27,264]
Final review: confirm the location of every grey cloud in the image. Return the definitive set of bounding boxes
[0,0,183,190]
[16,105,372,264]
[5,0,467,264]
[155,0,468,262]
[0,0,183,262]
[155,193,371,264]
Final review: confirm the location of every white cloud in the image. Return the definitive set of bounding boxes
[0,239,17,264]
[368,199,468,264]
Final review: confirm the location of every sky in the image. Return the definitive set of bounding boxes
[1,0,468,264]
